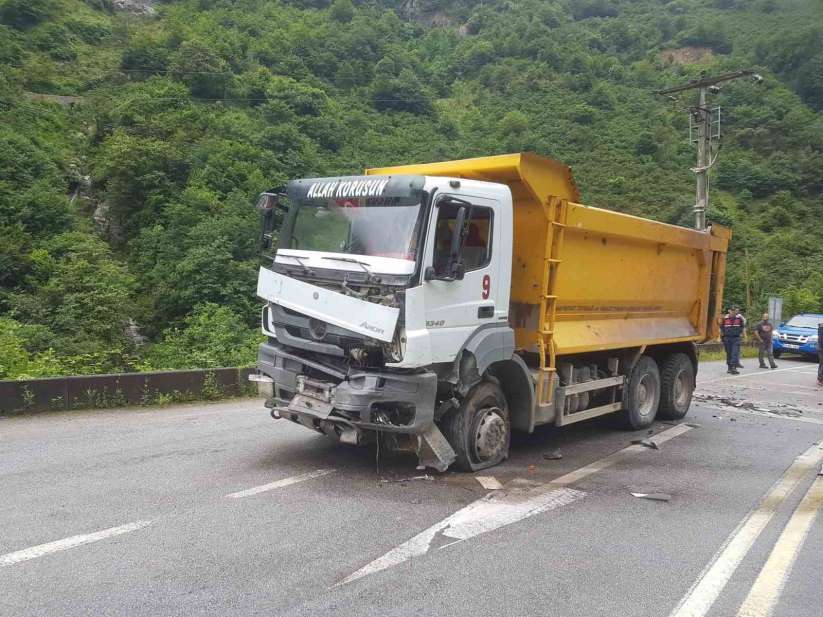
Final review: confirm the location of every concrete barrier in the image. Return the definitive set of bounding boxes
[0,367,255,415]
[0,342,755,415]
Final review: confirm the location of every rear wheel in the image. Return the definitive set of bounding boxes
[442,380,510,471]
[621,356,660,429]
[658,353,695,420]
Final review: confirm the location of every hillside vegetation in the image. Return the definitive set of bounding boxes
[1,0,822,378]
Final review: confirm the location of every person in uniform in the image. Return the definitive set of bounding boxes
[721,307,745,375]
[817,322,822,386]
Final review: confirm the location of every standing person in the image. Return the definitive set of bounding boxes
[754,312,778,369]
[722,307,744,375]
[817,322,823,386]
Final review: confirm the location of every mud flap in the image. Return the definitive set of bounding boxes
[416,424,457,472]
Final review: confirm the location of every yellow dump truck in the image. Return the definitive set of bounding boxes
[252,152,730,471]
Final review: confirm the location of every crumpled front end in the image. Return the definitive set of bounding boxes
[257,341,436,434]
[254,341,455,470]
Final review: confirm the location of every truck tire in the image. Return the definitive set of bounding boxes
[620,356,660,429]
[658,353,694,420]
[442,380,510,472]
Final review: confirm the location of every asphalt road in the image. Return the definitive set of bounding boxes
[2,358,822,617]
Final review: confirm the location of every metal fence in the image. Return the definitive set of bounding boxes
[0,368,255,415]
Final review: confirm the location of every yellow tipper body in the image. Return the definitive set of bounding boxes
[367,153,731,361]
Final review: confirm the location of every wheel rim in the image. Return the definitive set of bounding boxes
[471,406,507,463]
[673,369,691,408]
[635,374,656,417]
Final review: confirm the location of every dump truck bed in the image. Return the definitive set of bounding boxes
[367,152,731,359]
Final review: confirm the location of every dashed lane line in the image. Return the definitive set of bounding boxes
[0,521,152,567]
[736,475,823,617]
[225,468,336,499]
[668,442,823,617]
[337,423,694,586]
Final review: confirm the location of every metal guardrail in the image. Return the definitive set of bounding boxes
[0,368,255,415]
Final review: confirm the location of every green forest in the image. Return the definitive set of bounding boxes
[1,0,822,379]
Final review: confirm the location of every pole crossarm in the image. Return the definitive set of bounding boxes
[656,69,755,96]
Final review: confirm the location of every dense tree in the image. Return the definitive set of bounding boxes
[0,0,821,377]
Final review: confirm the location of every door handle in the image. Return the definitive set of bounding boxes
[478,305,494,318]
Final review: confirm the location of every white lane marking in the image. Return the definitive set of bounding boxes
[669,443,823,617]
[338,423,693,586]
[736,475,823,617]
[225,468,335,499]
[547,423,693,488]
[475,476,504,490]
[701,365,817,385]
[337,487,585,586]
[756,382,823,392]
[0,521,152,567]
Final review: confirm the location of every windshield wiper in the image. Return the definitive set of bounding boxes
[321,256,380,283]
[281,254,315,276]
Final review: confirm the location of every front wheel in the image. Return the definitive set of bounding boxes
[442,380,510,471]
[772,349,782,359]
[658,353,695,420]
[620,356,661,429]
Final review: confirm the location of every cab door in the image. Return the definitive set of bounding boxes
[422,193,503,363]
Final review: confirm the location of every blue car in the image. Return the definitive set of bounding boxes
[773,313,823,359]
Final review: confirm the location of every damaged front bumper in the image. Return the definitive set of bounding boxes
[256,341,437,434]
[253,342,455,470]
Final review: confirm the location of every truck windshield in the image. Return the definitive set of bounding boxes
[785,315,823,329]
[280,197,423,261]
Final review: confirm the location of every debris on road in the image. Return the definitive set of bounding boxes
[475,476,504,490]
[542,449,563,460]
[379,475,435,484]
[631,438,659,450]
[631,492,672,502]
[695,393,809,417]
[686,423,702,428]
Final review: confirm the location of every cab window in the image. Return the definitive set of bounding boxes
[432,201,492,276]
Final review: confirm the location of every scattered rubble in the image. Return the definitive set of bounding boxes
[379,475,435,484]
[631,439,659,450]
[695,393,808,417]
[475,476,504,490]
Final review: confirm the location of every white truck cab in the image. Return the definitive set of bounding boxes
[254,173,516,471]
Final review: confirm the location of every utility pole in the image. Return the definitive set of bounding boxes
[657,70,761,230]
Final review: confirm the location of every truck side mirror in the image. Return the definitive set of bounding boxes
[256,190,287,255]
[450,205,467,261]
